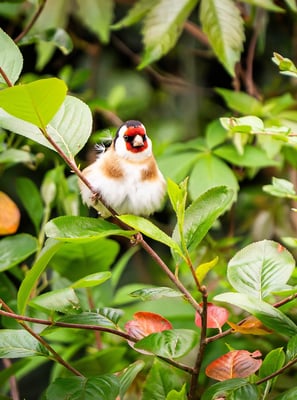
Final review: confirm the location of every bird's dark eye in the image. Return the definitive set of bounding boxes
[143,134,147,141]
[123,135,129,142]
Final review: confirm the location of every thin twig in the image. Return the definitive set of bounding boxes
[139,238,202,313]
[0,66,13,87]
[0,305,196,374]
[0,299,83,377]
[188,288,208,400]
[256,356,297,385]
[111,35,194,91]
[184,21,209,47]
[245,8,265,99]
[0,306,136,343]
[14,0,47,43]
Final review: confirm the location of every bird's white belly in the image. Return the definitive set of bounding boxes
[80,161,165,216]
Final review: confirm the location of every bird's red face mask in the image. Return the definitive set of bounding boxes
[123,126,148,153]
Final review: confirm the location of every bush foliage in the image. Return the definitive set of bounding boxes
[0,1,297,399]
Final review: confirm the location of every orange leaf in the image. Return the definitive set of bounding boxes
[0,191,20,235]
[228,316,273,335]
[195,303,229,330]
[206,350,262,381]
[125,311,172,340]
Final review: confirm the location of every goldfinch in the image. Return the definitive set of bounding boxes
[79,120,166,217]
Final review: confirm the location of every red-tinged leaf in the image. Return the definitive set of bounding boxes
[206,350,262,381]
[0,192,20,235]
[228,316,273,335]
[125,312,172,340]
[195,303,229,330]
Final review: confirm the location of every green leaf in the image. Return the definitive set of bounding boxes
[0,95,92,158]
[220,115,264,133]
[16,177,43,232]
[46,375,120,400]
[0,27,23,85]
[139,0,197,68]
[75,0,113,43]
[158,151,198,183]
[56,312,115,328]
[216,89,263,115]
[110,246,139,289]
[166,384,188,400]
[0,78,67,128]
[227,240,296,299]
[206,119,228,150]
[72,271,112,288]
[119,360,145,399]
[284,0,297,12]
[0,234,38,272]
[242,0,285,12]
[30,287,80,313]
[188,154,238,201]
[214,145,279,168]
[273,387,297,400]
[17,239,63,314]
[130,286,183,301]
[19,28,73,55]
[233,384,259,400]
[0,148,35,165]
[118,214,184,258]
[263,177,297,199]
[215,292,297,337]
[50,239,119,281]
[43,310,122,334]
[29,0,69,70]
[201,378,255,400]
[200,0,245,76]
[112,0,159,29]
[142,358,187,400]
[287,335,297,360]
[45,216,135,242]
[45,94,92,158]
[173,186,234,252]
[135,329,199,359]
[259,348,285,388]
[0,329,49,358]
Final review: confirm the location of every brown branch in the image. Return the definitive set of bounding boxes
[183,21,209,47]
[139,238,202,313]
[14,0,47,43]
[0,299,83,377]
[0,66,13,87]
[0,307,137,343]
[256,356,297,385]
[0,303,196,375]
[188,288,208,400]
[244,8,265,99]
[111,35,195,91]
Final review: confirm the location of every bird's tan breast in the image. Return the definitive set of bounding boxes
[140,157,160,181]
[100,150,124,179]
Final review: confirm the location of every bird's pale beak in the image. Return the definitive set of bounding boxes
[132,134,144,147]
